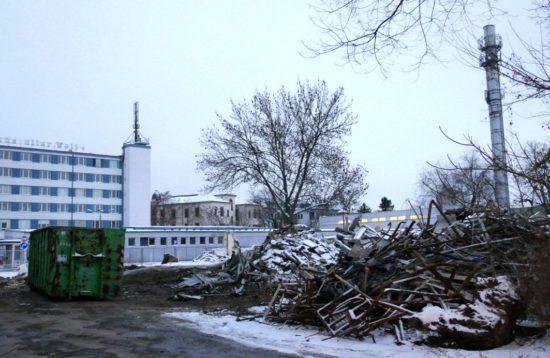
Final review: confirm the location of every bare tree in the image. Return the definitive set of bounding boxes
[306,0,499,73]
[441,133,550,213]
[418,152,495,210]
[151,190,171,225]
[332,163,369,213]
[197,80,365,226]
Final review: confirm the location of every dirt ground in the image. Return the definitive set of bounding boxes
[0,266,295,358]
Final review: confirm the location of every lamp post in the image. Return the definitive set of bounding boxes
[87,208,103,228]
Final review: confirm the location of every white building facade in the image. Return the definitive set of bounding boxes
[0,144,124,230]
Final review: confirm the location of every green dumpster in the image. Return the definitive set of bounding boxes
[27,227,125,299]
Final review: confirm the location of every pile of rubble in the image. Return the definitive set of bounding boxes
[250,231,339,280]
[262,202,549,348]
[172,201,549,348]
[173,230,339,297]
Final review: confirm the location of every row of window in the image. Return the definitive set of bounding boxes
[0,150,121,168]
[0,219,122,230]
[0,185,122,199]
[0,202,122,213]
[165,206,233,219]
[0,167,122,183]
[128,236,224,247]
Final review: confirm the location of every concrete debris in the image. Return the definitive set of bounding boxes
[170,293,204,301]
[192,249,230,264]
[261,202,549,349]
[161,254,178,264]
[251,231,339,280]
[171,202,549,349]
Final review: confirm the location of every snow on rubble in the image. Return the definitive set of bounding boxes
[169,203,550,350]
[251,231,339,280]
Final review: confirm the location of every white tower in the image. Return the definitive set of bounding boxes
[123,102,151,227]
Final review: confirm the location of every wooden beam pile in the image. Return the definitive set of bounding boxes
[264,202,550,340]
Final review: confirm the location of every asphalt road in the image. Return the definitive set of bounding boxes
[0,278,298,358]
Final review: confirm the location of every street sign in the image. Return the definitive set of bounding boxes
[20,242,28,250]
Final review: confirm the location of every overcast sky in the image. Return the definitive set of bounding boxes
[1,1,547,209]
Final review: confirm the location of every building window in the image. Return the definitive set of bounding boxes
[0,202,9,211]
[171,237,178,245]
[208,237,214,244]
[38,220,49,228]
[180,237,186,245]
[160,237,167,245]
[40,203,48,212]
[20,202,31,212]
[74,220,86,227]
[148,238,155,246]
[189,237,196,245]
[0,150,11,159]
[217,236,223,244]
[20,186,31,195]
[195,207,200,217]
[184,208,189,218]
[171,209,176,219]
[0,185,9,194]
[199,237,206,245]
[220,207,224,216]
[128,238,136,246]
[140,237,148,246]
[19,220,31,229]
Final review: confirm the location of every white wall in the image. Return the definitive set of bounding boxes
[123,143,151,227]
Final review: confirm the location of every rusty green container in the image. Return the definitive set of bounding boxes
[27,227,125,299]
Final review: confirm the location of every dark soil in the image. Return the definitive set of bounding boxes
[0,267,292,358]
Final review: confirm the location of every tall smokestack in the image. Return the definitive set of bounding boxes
[479,24,510,209]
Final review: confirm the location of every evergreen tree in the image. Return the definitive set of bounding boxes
[357,202,371,213]
[379,197,394,212]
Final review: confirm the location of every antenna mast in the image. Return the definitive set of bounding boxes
[134,102,142,143]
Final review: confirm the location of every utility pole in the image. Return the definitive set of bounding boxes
[479,24,510,209]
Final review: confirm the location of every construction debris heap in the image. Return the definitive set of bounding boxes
[173,202,550,349]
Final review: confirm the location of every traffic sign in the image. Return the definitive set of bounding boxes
[20,242,28,250]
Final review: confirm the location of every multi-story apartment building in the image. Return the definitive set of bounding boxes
[0,108,151,230]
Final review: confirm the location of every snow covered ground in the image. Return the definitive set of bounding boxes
[0,270,19,278]
[165,309,549,358]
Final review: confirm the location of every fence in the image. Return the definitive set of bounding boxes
[124,244,225,264]
[0,247,27,271]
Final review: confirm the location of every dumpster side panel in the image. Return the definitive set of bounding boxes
[28,227,125,299]
[101,229,125,298]
[28,228,74,297]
